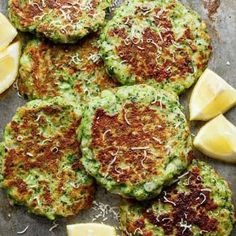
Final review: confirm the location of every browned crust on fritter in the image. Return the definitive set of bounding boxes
[10,0,43,27]
[91,103,177,184]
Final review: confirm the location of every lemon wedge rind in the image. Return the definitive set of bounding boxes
[0,41,21,94]
[0,13,18,51]
[190,68,236,121]
[194,115,236,163]
[67,223,117,236]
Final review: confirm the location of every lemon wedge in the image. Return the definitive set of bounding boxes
[67,223,117,236]
[189,68,236,121]
[0,41,21,94]
[194,115,236,163]
[0,13,18,51]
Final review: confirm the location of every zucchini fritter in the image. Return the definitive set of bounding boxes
[8,0,112,43]
[18,36,117,101]
[100,0,212,94]
[120,160,235,236]
[0,98,94,220]
[79,85,192,200]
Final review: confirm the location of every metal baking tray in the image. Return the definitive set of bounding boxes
[0,0,235,235]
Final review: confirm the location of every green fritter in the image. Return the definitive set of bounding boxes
[0,98,94,220]
[18,36,117,102]
[78,84,192,200]
[120,160,235,236]
[100,0,212,94]
[8,0,111,43]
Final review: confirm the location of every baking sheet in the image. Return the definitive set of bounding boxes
[0,0,235,235]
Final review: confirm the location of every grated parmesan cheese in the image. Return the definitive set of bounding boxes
[196,192,207,206]
[32,3,44,11]
[70,53,82,65]
[179,218,192,234]
[102,129,111,140]
[91,201,119,223]
[104,156,117,178]
[17,136,23,142]
[177,171,189,179]
[152,137,163,144]
[124,111,131,125]
[49,222,59,232]
[88,53,101,63]
[131,146,149,151]
[141,150,147,168]
[163,191,176,206]
[17,225,29,235]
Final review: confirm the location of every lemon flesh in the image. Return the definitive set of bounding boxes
[190,68,236,121]
[0,13,17,51]
[0,56,15,79]
[0,41,21,94]
[67,223,117,236]
[194,115,236,163]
